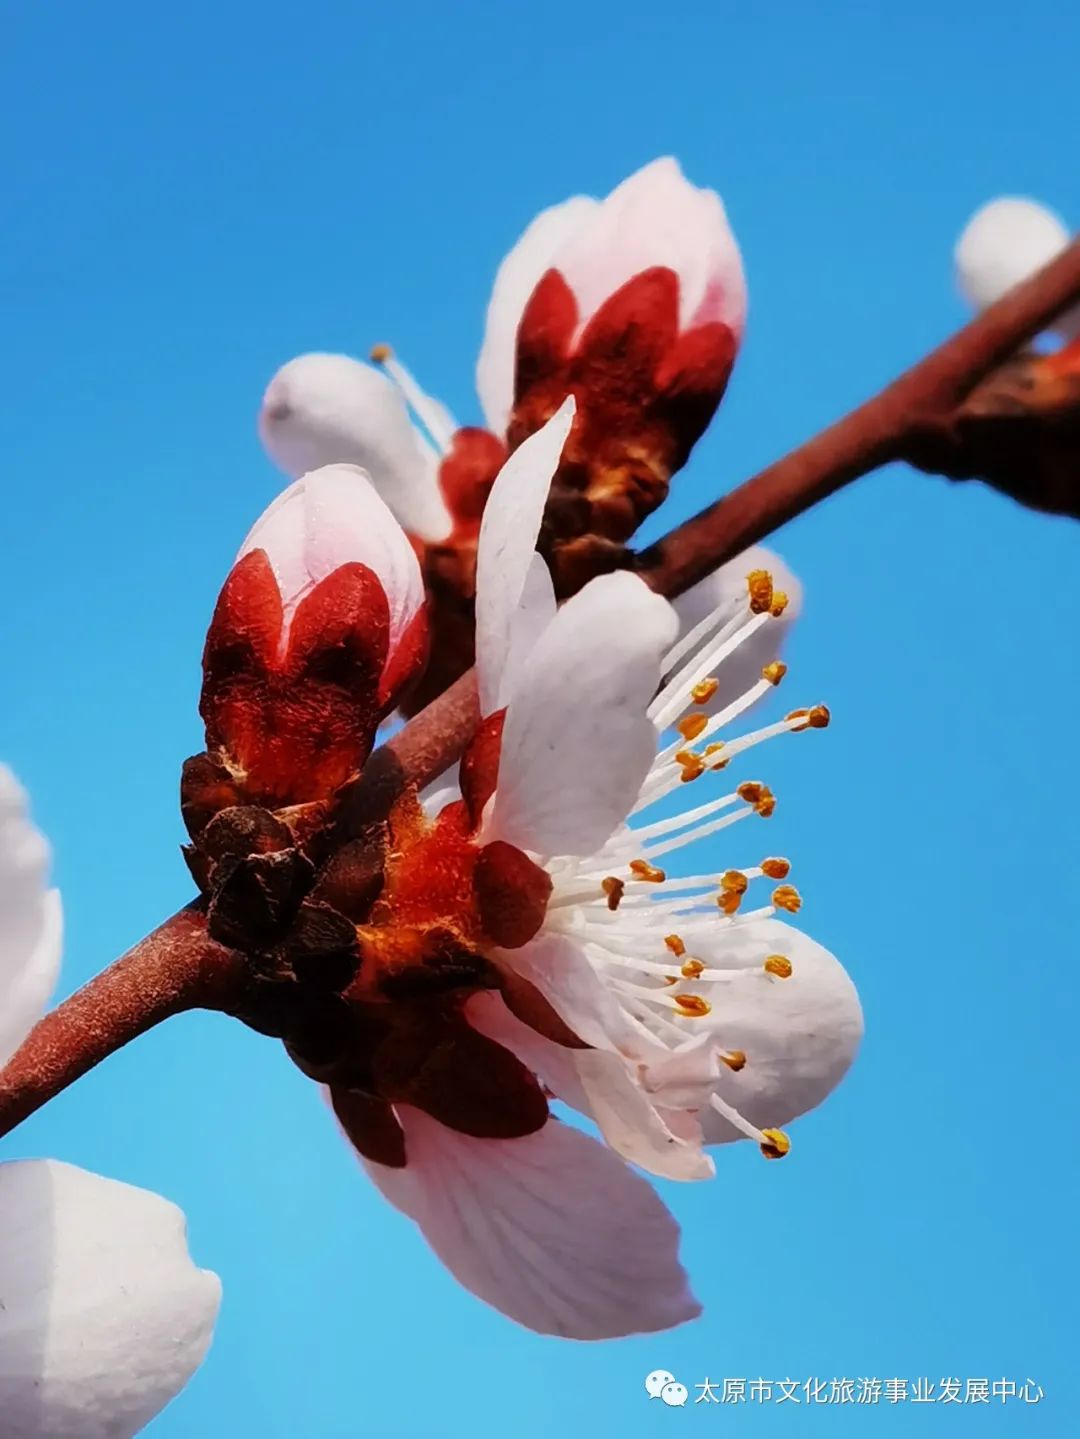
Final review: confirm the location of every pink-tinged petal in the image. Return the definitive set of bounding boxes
[554,157,747,339]
[474,399,574,714]
[675,919,862,1144]
[490,572,677,856]
[258,352,451,541]
[0,767,61,1068]
[955,198,1080,339]
[574,1049,714,1182]
[477,197,599,435]
[0,1159,220,1438]
[362,1105,700,1338]
[669,545,802,717]
[239,464,424,664]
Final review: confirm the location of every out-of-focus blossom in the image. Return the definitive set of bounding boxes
[0,766,220,1438]
[955,197,1080,341]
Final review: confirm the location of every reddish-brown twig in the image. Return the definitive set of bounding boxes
[0,906,247,1140]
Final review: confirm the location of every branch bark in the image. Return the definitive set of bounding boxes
[639,236,1080,597]
[0,905,247,1139]
[3,236,1079,1136]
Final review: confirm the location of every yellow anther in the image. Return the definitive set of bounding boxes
[676,713,709,742]
[772,884,802,913]
[680,957,705,979]
[601,876,625,911]
[664,934,686,957]
[369,343,393,364]
[785,708,811,732]
[720,869,748,894]
[674,993,712,1018]
[717,889,743,915]
[738,781,776,817]
[761,661,787,686]
[722,1050,747,1072]
[629,859,666,883]
[747,569,774,615]
[770,592,789,618]
[808,704,831,729]
[760,1128,791,1160]
[761,856,791,880]
[764,954,793,979]
[691,676,719,704]
[675,750,706,783]
[705,741,728,770]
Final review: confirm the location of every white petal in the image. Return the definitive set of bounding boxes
[669,545,802,717]
[490,571,677,856]
[674,919,862,1144]
[574,1049,714,1182]
[955,198,1080,339]
[239,463,425,658]
[0,1160,220,1439]
[497,930,635,1054]
[497,554,557,710]
[555,157,747,336]
[478,945,717,1186]
[474,398,574,714]
[0,766,62,1068]
[258,352,451,540]
[476,196,599,435]
[362,1106,700,1339]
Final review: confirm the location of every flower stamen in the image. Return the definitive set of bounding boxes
[601,876,625,910]
[629,859,667,883]
[673,993,711,1018]
[772,884,802,913]
[760,1128,791,1160]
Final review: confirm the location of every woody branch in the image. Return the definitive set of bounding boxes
[2,234,1078,1139]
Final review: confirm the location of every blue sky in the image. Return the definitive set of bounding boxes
[2,1,1077,1434]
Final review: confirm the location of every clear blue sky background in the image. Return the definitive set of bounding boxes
[2,2,1077,1435]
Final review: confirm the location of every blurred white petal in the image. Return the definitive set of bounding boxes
[0,766,61,1068]
[0,1160,220,1439]
[956,197,1080,339]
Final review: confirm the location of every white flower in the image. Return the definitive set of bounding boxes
[344,407,860,1340]
[467,401,862,1179]
[955,197,1080,340]
[0,765,220,1438]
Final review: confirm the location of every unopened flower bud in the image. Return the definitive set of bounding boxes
[199,466,427,810]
